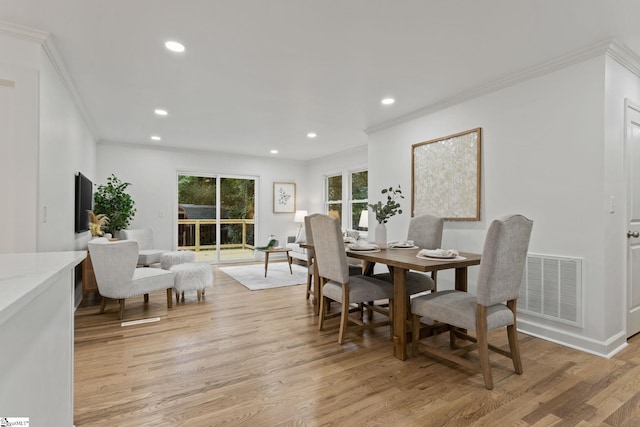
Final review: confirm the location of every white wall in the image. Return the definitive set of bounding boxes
[0,35,40,253]
[37,46,97,252]
[368,55,629,356]
[0,28,97,254]
[96,143,310,252]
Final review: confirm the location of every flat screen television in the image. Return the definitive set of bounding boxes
[75,172,93,233]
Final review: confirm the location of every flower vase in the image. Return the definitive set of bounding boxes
[375,223,387,249]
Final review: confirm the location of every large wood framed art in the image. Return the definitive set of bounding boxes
[412,128,481,221]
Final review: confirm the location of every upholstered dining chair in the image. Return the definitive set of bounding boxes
[410,214,533,390]
[309,213,395,344]
[88,238,175,319]
[120,228,166,267]
[303,214,364,303]
[374,214,444,297]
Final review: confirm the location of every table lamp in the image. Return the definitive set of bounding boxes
[294,210,308,237]
[358,210,369,229]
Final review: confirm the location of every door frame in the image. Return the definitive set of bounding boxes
[174,170,260,263]
[624,99,640,337]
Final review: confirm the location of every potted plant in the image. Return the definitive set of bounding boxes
[367,185,404,248]
[93,174,137,237]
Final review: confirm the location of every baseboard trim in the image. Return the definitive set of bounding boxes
[518,318,628,359]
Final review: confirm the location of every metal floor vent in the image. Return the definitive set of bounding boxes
[517,254,583,327]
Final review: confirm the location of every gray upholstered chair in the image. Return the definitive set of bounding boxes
[303,214,363,304]
[375,214,444,297]
[88,238,175,319]
[120,228,166,267]
[410,214,533,389]
[309,213,395,344]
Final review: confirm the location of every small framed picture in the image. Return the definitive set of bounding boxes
[273,182,296,213]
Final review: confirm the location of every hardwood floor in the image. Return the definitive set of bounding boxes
[74,263,640,426]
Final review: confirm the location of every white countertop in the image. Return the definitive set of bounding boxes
[0,251,86,326]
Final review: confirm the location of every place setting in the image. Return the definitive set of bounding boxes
[387,240,418,249]
[346,242,381,253]
[416,248,466,261]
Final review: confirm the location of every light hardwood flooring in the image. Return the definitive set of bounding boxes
[74,263,640,426]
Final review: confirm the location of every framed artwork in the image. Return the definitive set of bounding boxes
[412,128,481,221]
[273,182,296,213]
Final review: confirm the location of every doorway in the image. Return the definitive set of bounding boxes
[177,173,257,263]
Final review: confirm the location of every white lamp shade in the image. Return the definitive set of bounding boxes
[294,210,308,223]
[358,210,369,228]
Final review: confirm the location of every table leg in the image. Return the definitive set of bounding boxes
[264,252,270,277]
[287,253,293,274]
[392,267,408,360]
[455,267,468,291]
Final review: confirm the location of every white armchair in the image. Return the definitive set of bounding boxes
[120,228,167,267]
[88,238,175,319]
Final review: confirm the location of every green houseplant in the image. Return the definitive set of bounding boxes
[367,185,404,248]
[94,174,137,236]
[368,185,404,224]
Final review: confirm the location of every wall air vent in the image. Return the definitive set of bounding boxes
[517,254,583,327]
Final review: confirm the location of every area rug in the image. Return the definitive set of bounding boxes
[219,262,308,291]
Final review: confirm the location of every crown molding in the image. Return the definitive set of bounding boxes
[606,39,640,78]
[41,37,98,139]
[0,19,48,43]
[365,39,628,135]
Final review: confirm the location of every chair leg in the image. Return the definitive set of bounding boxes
[306,272,312,300]
[118,299,125,320]
[175,290,180,304]
[144,293,149,303]
[338,284,350,344]
[99,297,107,314]
[476,305,493,390]
[166,288,173,308]
[507,300,523,374]
[181,291,185,302]
[411,313,421,356]
[318,296,327,330]
[197,289,202,301]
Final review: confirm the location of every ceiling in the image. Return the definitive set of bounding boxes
[2,1,640,160]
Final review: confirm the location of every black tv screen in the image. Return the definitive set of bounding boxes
[75,172,93,233]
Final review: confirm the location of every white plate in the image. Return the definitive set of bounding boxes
[417,253,457,259]
[348,244,379,251]
[389,244,418,249]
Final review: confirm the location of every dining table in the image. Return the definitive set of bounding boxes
[304,243,481,360]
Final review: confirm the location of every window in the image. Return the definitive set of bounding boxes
[324,169,368,232]
[325,174,342,222]
[350,170,368,231]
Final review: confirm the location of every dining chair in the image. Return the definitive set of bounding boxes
[410,214,533,389]
[309,214,395,344]
[304,214,365,303]
[375,214,444,296]
[88,238,175,319]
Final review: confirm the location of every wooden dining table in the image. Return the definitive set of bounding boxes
[304,243,481,360]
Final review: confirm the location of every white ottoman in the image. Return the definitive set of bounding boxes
[170,262,213,303]
[161,250,196,270]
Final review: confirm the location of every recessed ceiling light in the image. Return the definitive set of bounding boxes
[307,132,317,138]
[154,109,168,116]
[381,98,395,105]
[165,41,185,53]
[150,135,161,141]
[270,149,279,154]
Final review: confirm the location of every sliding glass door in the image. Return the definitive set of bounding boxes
[177,173,256,263]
